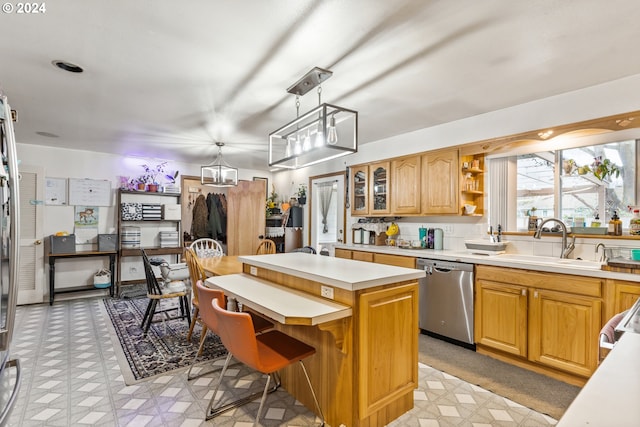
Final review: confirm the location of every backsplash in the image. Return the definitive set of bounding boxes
[349,217,640,262]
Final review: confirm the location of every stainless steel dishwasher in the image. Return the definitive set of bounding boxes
[418,258,475,349]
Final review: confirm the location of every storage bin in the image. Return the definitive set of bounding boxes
[120,226,141,248]
[49,234,76,254]
[98,234,118,252]
[162,204,181,220]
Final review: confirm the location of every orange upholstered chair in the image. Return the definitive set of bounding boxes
[208,297,324,425]
[187,281,273,381]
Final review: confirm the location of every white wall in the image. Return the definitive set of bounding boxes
[273,72,640,253]
[17,144,269,293]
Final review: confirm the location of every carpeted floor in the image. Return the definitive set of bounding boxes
[419,333,581,420]
[102,296,227,384]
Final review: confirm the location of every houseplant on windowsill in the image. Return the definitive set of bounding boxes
[590,156,621,182]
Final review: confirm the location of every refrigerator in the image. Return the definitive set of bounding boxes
[0,93,21,424]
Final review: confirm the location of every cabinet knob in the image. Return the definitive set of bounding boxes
[34,240,42,245]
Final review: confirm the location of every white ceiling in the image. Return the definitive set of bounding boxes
[3,0,640,171]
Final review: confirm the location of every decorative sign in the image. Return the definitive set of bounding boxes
[68,178,112,206]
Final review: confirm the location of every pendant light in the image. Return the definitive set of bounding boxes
[201,142,238,187]
[269,67,358,169]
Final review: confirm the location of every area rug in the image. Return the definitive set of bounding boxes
[101,297,227,385]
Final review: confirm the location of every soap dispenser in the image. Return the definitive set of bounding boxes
[608,211,622,236]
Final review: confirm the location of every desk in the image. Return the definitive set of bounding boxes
[199,255,243,276]
[47,250,116,305]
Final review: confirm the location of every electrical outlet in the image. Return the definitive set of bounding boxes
[250,266,258,276]
[320,285,334,299]
[443,224,454,234]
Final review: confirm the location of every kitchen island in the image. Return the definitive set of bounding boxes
[206,253,425,427]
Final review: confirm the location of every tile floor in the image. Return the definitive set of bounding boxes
[7,297,558,426]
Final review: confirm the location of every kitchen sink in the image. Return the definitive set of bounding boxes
[497,254,603,269]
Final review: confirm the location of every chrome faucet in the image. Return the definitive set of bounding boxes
[595,243,607,263]
[533,218,576,259]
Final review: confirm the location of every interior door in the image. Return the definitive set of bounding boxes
[17,165,44,305]
[227,180,266,256]
[310,172,345,255]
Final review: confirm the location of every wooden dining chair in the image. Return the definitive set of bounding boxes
[255,239,276,255]
[208,297,324,425]
[190,238,224,258]
[187,281,273,381]
[184,248,207,343]
[140,249,191,335]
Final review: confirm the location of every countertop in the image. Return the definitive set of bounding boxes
[556,331,640,426]
[335,244,640,282]
[238,253,425,291]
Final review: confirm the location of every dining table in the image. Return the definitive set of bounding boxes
[198,255,243,276]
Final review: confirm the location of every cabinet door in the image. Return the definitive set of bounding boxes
[350,165,369,216]
[613,281,640,314]
[475,279,528,357]
[391,156,421,214]
[421,149,459,214]
[369,161,390,215]
[529,288,601,377]
[373,253,415,268]
[358,283,418,418]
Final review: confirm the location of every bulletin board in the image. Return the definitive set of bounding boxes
[68,178,112,206]
[44,177,68,205]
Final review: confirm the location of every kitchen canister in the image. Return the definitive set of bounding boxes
[362,230,371,245]
[120,226,141,248]
[353,228,363,244]
[433,228,444,250]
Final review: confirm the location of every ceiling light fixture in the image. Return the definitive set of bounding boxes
[269,67,358,169]
[200,142,238,187]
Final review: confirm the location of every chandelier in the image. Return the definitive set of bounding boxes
[269,67,358,169]
[200,142,238,186]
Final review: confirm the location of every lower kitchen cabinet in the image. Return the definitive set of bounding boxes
[611,279,640,316]
[335,248,416,268]
[475,265,603,383]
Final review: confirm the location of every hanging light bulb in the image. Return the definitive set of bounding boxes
[294,134,302,155]
[327,114,338,145]
[314,119,324,148]
[302,130,312,151]
[285,137,292,158]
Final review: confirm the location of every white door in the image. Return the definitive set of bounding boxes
[17,165,44,305]
[310,173,345,256]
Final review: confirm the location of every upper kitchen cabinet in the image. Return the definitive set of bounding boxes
[391,155,421,214]
[460,153,485,216]
[369,161,390,215]
[350,165,369,216]
[421,148,459,215]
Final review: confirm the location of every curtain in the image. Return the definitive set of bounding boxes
[318,182,334,233]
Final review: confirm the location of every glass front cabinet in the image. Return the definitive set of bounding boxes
[369,161,390,215]
[351,165,369,215]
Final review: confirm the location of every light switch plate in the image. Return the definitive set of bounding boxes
[250,266,258,276]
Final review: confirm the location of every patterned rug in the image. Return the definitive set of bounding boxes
[102,297,227,385]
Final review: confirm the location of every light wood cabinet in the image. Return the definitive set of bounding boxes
[350,165,369,216]
[353,250,374,262]
[612,280,640,314]
[475,280,528,357]
[475,265,603,381]
[335,248,352,259]
[460,153,484,216]
[226,180,267,256]
[528,288,601,377]
[369,161,390,215]
[391,155,421,214]
[421,148,459,214]
[373,252,416,268]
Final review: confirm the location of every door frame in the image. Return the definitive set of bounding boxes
[308,171,346,253]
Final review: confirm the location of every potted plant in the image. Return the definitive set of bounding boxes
[297,184,307,205]
[562,159,576,175]
[139,162,168,192]
[590,156,620,181]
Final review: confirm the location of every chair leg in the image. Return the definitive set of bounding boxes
[254,372,272,427]
[197,324,208,356]
[187,330,209,380]
[143,300,158,334]
[299,360,325,426]
[181,295,191,325]
[141,299,153,329]
[206,352,233,420]
[186,306,199,341]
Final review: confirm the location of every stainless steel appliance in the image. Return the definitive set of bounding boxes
[418,258,475,349]
[0,93,21,424]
